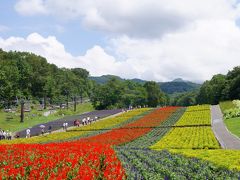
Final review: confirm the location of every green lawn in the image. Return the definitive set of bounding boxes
[219,101,236,112]
[219,101,240,138]
[0,102,94,132]
[224,117,240,138]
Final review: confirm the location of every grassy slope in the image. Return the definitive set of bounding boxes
[224,117,240,138]
[219,101,236,112]
[219,101,240,138]
[0,103,94,132]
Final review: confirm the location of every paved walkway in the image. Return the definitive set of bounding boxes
[17,109,122,138]
[211,105,240,149]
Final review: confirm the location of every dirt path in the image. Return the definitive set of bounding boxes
[211,105,240,149]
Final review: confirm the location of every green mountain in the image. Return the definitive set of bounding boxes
[89,75,201,94]
[90,75,123,84]
[159,81,201,94]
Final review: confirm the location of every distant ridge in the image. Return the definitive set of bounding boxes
[172,78,185,82]
[89,75,201,94]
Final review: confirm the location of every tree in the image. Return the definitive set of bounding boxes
[144,81,166,107]
[90,78,124,109]
[196,74,226,105]
[226,66,240,100]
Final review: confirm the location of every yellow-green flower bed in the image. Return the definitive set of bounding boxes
[150,127,220,149]
[169,149,240,171]
[0,108,151,145]
[175,105,211,126]
[185,105,210,111]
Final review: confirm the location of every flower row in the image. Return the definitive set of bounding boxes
[175,105,211,126]
[170,149,240,171]
[151,126,220,149]
[123,108,186,148]
[116,148,240,179]
[76,107,179,145]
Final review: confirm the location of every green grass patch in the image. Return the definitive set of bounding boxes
[0,103,94,132]
[219,101,236,112]
[224,117,240,138]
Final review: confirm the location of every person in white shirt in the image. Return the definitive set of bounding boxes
[26,128,31,138]
[63,122,66,130]
[82,118,86,125]
[65,122,68,131]
[2,131,6,139]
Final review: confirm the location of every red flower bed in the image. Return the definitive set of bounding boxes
[78,107,178,145]
[0,142,126,179]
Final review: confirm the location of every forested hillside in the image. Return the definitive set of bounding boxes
[0,50,168,109]
[90,76,201,94]
[1,49,239,108]
[197,67,240,104]
[0,49,93,107]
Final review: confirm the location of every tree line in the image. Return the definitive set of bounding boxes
[171,66,240,106]
[197,66,240,104]
[1,49,238,108]
[90,78,168,109]
[0,49,92,108]
[0,49,167,109]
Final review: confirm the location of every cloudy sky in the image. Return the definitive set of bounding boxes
[1,0,240,82]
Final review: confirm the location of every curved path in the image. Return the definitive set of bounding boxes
[211,105,240,149]
[17,109,122,138]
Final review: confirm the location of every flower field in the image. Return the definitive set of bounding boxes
[116,148,240,179]
[1,105,240,179]
[123,107,186,148]
[0,142,126,179]
[170,149,240,171]
[151,127,220,149]
[76,107,178,145]
[0,108,151,145]
[174,105,211,126]
[151,105,220,149]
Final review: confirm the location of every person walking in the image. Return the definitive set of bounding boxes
[65,122,68,131]
[63,122,66,130]
[0,129,3,140]
[26,128,31,138]
[8,131,12,140]
[48,125,52,134]
[41,128,45,135]
[2,131,6,140]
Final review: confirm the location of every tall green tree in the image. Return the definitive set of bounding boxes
[144,81,166,107]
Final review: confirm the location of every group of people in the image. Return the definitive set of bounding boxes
[0,129,12,140]
[62,122,68,131]
[81,116,98,126]
[22,116,100,138]
[25,125,52,138]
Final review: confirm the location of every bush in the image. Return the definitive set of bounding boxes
[232,100,240,108]
[224,108,240,119]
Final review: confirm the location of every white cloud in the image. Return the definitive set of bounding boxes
[15,0,240,38]
[0,33,138,78]
[109,19,240,82]
[15,0,48,16]
[10,0,240,82]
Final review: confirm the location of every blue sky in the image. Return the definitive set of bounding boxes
[1,0,240,82]
[0,0,105,55]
